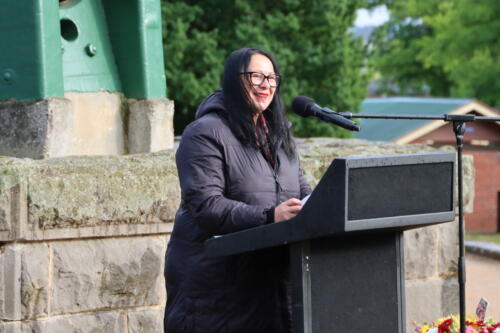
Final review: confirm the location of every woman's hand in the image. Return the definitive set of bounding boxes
[274,198,303,222]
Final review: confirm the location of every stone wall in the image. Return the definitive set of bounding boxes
[0,139,473,332]
[0,152,178,332]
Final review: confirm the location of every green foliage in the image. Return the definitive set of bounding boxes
[418,0,500,107]
[465,233,500,245]
[162,0,373,137]
[369,19,452,96]
[369,0,500,107]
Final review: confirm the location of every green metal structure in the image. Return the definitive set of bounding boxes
[0,0,166,101]
[103,0,166,98]
[0,1,64,100]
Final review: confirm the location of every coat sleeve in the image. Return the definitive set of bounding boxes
[176,125,271,235]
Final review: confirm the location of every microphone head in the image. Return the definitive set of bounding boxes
[292,96,315,117]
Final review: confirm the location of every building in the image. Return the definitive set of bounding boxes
[357,97,500,232]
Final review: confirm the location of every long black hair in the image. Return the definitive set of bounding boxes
[222,47,296,160]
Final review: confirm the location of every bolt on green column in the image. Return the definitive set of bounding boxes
[59,0,122,92]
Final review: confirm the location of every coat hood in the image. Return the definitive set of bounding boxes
[195,89,225,119]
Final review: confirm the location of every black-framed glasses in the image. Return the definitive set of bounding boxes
[241,72,281,87]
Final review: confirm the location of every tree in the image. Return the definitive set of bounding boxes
[369,18,452,96]
[162,0,377,137]
[418,0,500,107]
[369,0,500,107]
[161,2,224,134]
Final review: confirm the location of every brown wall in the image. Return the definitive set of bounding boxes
[414,120,500,145]
[464,151,500,232]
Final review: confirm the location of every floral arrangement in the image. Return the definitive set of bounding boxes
[418,315,500,333]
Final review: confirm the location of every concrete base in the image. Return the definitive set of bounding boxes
[128,98,174,153]
[67,92,126,156]
[0,93,174,159]
[0,99,73,159]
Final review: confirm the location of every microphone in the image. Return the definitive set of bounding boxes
[292,96,360,131]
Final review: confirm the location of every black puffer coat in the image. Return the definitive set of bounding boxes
[164,90,311,333]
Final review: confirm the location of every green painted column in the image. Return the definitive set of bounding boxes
[103,0,167,98]
[0,0,64,101]
[59,0,122,92]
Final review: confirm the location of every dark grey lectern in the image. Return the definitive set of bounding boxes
[205,152,456,332]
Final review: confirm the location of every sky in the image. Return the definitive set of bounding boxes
[355,5,390,27]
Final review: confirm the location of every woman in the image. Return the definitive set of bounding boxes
[164,48,311,333]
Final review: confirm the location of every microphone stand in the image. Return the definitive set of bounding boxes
[339,111,500,333]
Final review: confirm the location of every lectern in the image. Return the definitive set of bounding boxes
[205,152,456,332]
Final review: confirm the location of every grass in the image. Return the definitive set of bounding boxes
[465,233,500,245]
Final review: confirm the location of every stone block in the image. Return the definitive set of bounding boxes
[462,154,474,214]
[405,277,458,332]
[51,236,166,315]
[0,180,28,242]
[438,219,459,277]
[128,308,164,333]
[0,153,178,241]
[404,225,439,280]
[0,186,13,238]
[0,98,73,159]
[0,243,49,320]
[20,311,126,333]
[128,98,174,154]
[441,277,459,316]
[66,92,126,156]
[26,154,178,239]
[0,321,22,333]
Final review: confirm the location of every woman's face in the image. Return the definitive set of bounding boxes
[244,53,277,115]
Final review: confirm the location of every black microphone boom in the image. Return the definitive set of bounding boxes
[292,96,360,132]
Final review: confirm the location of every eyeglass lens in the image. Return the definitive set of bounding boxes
[250,73,279,87]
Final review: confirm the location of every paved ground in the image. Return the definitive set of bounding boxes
[466,253,500,319]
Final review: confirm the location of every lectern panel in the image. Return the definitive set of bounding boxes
[309,233,405,332]
[348,162,453,221]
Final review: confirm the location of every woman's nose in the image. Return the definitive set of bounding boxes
[259,78,270,88]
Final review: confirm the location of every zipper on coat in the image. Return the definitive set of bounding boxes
[271,139,283,206]
[273,169,282,205]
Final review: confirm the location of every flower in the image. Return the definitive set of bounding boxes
[419,315,500,333]
[421,324,431,333]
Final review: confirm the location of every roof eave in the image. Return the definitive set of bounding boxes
[394,100,500,144]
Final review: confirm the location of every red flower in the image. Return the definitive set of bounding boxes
[487,322,500,333]
[438,318,453,333]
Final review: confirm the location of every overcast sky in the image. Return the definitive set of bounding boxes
[355,5,390,27]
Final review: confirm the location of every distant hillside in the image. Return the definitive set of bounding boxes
[351,25,375,41]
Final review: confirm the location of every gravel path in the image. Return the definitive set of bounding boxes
[466,253,500,319]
